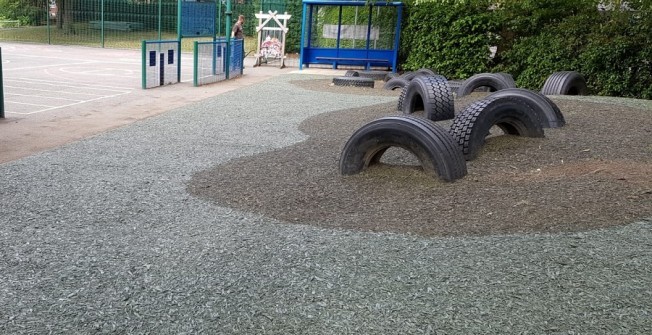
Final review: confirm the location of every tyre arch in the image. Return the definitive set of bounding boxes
[340,116,467,182]
[449,96,545,160]
[384,77,409,91]
[541,71,588,96]
[401,75,454,122]
[456,73,517,97]
[487,88,565,128]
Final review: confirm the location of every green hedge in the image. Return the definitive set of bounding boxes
[400,0,499,80]
[400,0,652,99]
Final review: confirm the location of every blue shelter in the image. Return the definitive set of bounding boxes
[299,0,403,72]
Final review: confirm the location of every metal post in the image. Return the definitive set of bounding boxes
[392,3,403,73]
[158,0,162,41]
[366,4,372,60]
[177,1,182,82]
[177,0,182,40]
[193,41,198,87]
[1,47,4,118]
[225,0,232,79]
[218,0,222,36]
[47,1,51,44]
[141,41,147,89]
[299,3,310,70]
[101,0,105,48]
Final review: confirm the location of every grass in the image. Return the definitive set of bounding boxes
[0,25,258,54]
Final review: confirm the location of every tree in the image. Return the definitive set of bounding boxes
[55,0,75,33]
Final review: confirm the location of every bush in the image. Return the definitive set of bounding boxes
[400,0,499,79]
[578,8,652,98]
[495,11,596,89]
[496,3,652,98]
[0,0,44,26]
[400,0,652,98]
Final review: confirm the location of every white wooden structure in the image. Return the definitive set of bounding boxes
[254,10,292,68]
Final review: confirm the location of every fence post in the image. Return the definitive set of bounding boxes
[141,41,146,89]
[225,0,232,79]
[193,41,198,87]
[1,47,4,118]
[101,0,105,47]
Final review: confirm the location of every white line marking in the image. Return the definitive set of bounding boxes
[2,61,97,71]
[4,101,54,108]
[7,53,140,65]
[4,78,132,92]
[5,92,86,102]
[6,91,132,115]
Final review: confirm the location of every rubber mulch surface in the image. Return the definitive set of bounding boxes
[188,79,652,237]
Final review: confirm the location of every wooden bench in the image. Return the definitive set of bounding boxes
[315,56,391,70]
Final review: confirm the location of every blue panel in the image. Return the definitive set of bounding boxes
[181,1,216,37]
[168,50,174,64]
[149,51,156,67]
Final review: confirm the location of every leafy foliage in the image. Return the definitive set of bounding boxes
[400,0,652,98]
[0,0,45,25]
[400,0,499,79]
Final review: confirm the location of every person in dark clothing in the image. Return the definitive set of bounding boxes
[231,14,245,68]
[231,14,245,39]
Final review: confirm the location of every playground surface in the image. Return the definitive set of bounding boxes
[0,42,651,334]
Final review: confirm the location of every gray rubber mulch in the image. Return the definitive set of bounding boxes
[1,74,651,334]
[188,79,652,237]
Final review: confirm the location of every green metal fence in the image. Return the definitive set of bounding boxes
[0,0,176,49]
[0,0,302,52]
[0,47,4,119]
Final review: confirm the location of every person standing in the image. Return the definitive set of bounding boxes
[231,14,245,68]
[231,14,245,40]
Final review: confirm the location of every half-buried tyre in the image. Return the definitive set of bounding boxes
[487,88,565,128]
[383,77,410,91]
[384,72,399,82]
[497,72,516,87]
[340,116,467,182]
[333,76,375,88]
[358,70,389,81]
[540,71,588,96]
[399,68,437,82]
[344,70,360,77]
[397,85,408,111]
[456,73,517,97]
[449,96,545,160]
[401,75,454,121]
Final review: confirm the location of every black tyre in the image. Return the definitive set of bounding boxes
[456,73,517,97]
[540,71,588,95]
[384,72,399,82]
[449,96,545,160]
[398,71,419,81]
[397,85,408,111]
[401,75,455,122]
[487,88,565,128]
[340,116,467,181]
[399,68,436,82]
[383,77,410,91]
[333,76,375,88]
[358,70,389,81]
[497,72,516,87]
[344,70,360,77]
[447,80,463,94]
